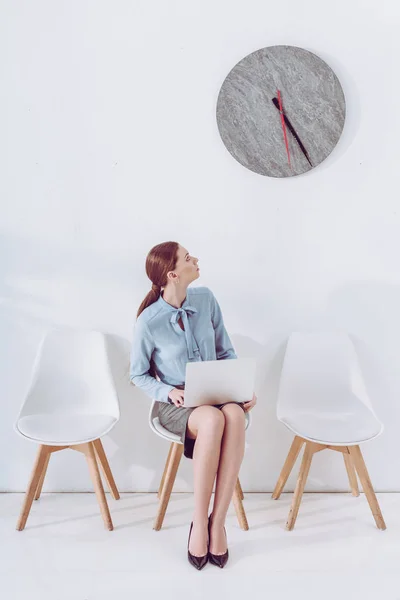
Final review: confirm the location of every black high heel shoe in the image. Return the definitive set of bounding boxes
[187,521,209,571]
[208,513,229,568]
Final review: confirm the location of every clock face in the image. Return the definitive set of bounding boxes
[216,45,346,177]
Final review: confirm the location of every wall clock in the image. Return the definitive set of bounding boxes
[216,45,346,178]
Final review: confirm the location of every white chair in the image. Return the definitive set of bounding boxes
[272,332,386,531]
[149,399,252,531]
[15,328,120,531]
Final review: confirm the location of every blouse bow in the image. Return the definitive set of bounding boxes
[170,305,199,360]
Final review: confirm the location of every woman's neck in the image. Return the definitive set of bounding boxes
[162,285,188,309]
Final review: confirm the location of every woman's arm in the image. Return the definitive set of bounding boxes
[210,290,237,360]
[130,318,175,403]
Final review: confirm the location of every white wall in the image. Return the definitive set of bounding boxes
[1,0,400,492]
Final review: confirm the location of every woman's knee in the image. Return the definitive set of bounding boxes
[220,403,246,426]
[189,405,225,437]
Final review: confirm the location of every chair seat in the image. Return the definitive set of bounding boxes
[152,417,182,443]
[16,414,118,445]
[280,404,382,445]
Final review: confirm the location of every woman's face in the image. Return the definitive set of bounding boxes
[170,245,200,286]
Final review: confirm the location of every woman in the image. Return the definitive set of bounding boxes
[130,241,257,570]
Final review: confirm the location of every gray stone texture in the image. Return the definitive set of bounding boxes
[216,45,346,177]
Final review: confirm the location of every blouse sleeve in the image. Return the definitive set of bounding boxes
[130,318,175,403]
[209,290,237,360]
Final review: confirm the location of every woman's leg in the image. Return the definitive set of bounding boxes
[186,405,225,556]
[210,403,246,554]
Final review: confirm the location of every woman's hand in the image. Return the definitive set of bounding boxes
[243,392,257,412]
[168,388,185,407]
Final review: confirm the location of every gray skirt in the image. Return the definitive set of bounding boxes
[157,384,246,459]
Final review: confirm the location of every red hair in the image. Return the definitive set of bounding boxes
[136,241,180,319]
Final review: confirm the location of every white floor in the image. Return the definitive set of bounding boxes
[1,492,399,600]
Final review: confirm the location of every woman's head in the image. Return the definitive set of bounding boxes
[137,241,199,318]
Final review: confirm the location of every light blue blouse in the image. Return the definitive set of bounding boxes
[130,286,237,403]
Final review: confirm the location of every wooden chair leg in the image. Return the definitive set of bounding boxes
[272,436,304,500]
[286,442,314,531]
[80,442,114,531]
[34,452,51,500]
[92,438,120,500]
[348,445,386,530]
[343,450,359,497]
[157,443,174,499]
[17,445,51,530]
[232,478,249,530]
[153,442,183,531]
[237,477,244,500]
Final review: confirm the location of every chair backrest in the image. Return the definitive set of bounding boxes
[148,399,159,435]
[277,331,378,420]
[17,328,120,420]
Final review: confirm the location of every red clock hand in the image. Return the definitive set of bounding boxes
[277,90,291,168]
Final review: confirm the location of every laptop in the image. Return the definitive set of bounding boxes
[183,357,257,408]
